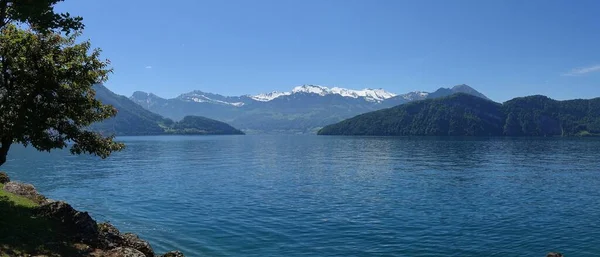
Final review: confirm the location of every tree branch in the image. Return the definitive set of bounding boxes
[0,0,8,29]
[0,137,12,166]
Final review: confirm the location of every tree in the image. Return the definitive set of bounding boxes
[0,24,124,166]
[0,0,83,33]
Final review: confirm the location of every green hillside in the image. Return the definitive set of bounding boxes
[318,93,600,137]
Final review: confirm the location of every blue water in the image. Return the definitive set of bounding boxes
[4,136,600,256]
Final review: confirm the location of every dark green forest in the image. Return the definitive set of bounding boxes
[318,93,600,137]
[168,116,244,135]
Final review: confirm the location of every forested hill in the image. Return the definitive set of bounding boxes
[166,116,245,135]
[317,93,600,137]
[91,85,244,136]
[502,95,600,136]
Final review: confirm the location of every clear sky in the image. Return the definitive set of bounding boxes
[56,0,600,102]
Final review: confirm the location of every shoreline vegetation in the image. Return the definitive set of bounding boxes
[0,172,184,257]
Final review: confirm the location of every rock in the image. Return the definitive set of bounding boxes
[105,247,146,257]
[3,181,46,204]
[98,222,125,249]
[36,201,98,244]
[72,242,93,253]
[0,171,9,183]
[122,233,154,257]
[97,222,154,257]
[1,179,180,257]
[161,251,185,257]
[547,253,564,257]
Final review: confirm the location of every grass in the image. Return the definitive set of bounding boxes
[0,184,38,208]
[575,130,599,137]
[0,183,84,256]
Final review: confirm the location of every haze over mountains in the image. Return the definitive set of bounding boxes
[91,85,244,136]
[130,84,489,133]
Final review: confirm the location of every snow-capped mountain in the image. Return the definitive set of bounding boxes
[250,85,397,103]
[399,91,429,101]
[129,84,489,134]
[177,90,248,107]
[329,87,396,102]
[251,91,292,102]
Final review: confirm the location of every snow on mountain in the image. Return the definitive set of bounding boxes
[330,87,397,102]
[178,91,246,107]
[291,85,330,96]
[251,91,292,102]
[252,85,397,102]
[400,91,429,101]
[134,84,477,108]
[187,96,245,106]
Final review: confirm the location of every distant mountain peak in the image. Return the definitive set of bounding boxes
[452,84,466,88]
[400,91,430,101]
[251,84,397,102]
[131,91,159,98]
[177,91,246,107]
[130,91,167,108]
[251,91,292,102]
[451,84,489,100]
[452,84,474,91]
[292,84,330,95]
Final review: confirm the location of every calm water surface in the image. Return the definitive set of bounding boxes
[4,136,600,256]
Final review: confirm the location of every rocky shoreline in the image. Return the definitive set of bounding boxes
[0,172,184,257]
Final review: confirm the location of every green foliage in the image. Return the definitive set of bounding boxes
[0,25,124,166]
[502,95,600,136]
[0,184,37,208]
[318,93,600,137]
[0,185,83,256]
[319,94,504,136]
[0,0,83,33]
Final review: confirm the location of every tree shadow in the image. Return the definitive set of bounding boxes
[0,195,87,256]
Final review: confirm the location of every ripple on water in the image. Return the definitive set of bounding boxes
[4,136,600,256]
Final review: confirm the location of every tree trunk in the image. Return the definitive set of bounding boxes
[0,137,11,167]
[0,0,7,30]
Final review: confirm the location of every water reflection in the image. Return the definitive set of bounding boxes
[3,136,600,256]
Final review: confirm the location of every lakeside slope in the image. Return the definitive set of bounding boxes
[0,172,184,257]
[318,93,600,136]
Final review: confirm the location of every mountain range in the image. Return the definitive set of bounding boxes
[90,85,244,136]
[130,84,489,134]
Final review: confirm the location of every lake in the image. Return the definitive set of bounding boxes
[4,135,600,256]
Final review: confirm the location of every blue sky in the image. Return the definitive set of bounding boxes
[57,0,600,102]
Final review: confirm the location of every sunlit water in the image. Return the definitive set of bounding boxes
[4,135,600,256]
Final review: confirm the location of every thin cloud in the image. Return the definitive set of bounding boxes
[562,64,600,76]
[145,66,153,69]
